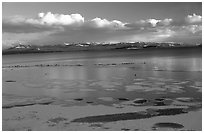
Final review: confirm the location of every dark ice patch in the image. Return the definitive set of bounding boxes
[5,80,16,82]
[74,98,83,101]
[153,122,184,129]
[133,99,148,104]
[121,128,131,131]
[153,101,167,106]
[155,98,165,101]
[117,98,130,101]
[71,108,187,123]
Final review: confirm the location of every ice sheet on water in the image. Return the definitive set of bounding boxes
[79,89,95,92]
[98,97,114,102]
[125,85,164,92]
[194,81,202,87]
[172,81,189,85]
[89,81,121,89]
[172,97,201,106]
[126,83,185,93]
[148,77,174,82]
[163,85,184,93]
[22,81,49,88]
[190,86,202,92]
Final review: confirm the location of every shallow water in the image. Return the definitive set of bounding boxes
[3,47,202,99]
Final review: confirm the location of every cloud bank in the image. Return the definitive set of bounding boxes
[185,13,202,24]
[2,12,202,48]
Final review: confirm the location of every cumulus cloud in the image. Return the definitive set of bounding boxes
[158,18,173,26]
[182,25,202,34]
[14,12,85,26]
[138,18,172,27]
[125,18,173,30]
[37,12,84,25]
[89,18,126,29]
[145,19,161,27]
[2,12,127,33]
[2,14,63,33]
[185,13,202,24]
[2,12,202,48]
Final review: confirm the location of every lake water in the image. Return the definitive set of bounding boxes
[2,47,202,104]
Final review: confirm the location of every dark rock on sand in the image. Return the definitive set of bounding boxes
[156,108,187,116]
[3,99,54,109]
[5,80,16,82]
[103,127,110,129]
[121,128,131,131]
[71,108,187,123]
[74,98,83,101]
[3,102,36,109]
[86,101,94,104]
[37,100,54,105]
[117,98,130,101]
[152,122,184,129]
[155,98,165,101]
[153,101,166,106]
[133,99,148,104]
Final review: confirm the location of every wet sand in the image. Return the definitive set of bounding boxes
[2,96,202,131]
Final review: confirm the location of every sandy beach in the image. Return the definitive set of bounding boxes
[2,92,202,131]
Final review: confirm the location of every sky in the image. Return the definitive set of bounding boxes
[2,2,202,48]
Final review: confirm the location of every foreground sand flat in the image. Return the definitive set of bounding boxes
[2,91,202,131]
[2,103,201,131]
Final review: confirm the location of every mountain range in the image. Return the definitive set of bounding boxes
[2,42,202,55]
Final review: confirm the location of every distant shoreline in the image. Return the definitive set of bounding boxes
[2,45,201,55]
